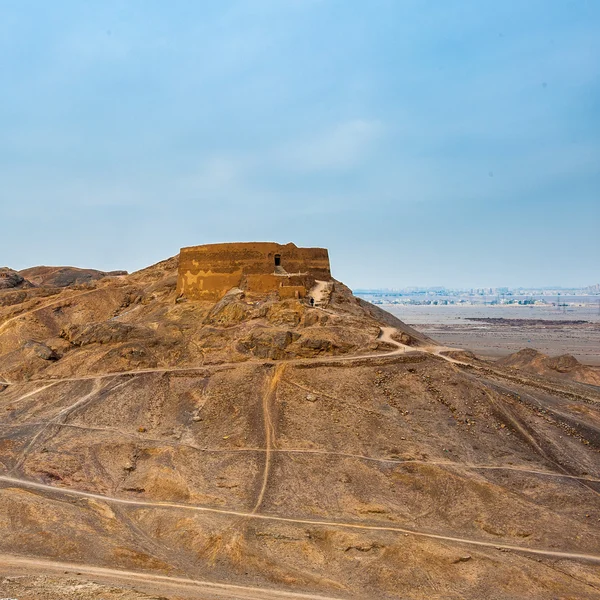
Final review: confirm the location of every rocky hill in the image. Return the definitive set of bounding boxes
[498,348,600,387]
[0,255,599,600]
[18,266,128,288]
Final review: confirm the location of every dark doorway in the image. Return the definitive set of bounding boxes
[274,254,281,267]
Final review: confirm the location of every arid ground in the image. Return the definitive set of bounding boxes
[0,262,599,599]
[383,304,600,366]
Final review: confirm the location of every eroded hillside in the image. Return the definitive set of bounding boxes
[0,257,599,600]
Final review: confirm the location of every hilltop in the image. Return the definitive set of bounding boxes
[0,247,599,600]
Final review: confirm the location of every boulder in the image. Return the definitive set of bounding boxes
[23,341,60,361]
[204,289,250,326]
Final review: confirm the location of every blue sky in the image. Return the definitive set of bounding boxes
[1,0,598,288]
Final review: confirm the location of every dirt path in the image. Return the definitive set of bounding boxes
[3,325,600,582]
[253,364,285,513]
[0,327,421,388]
[465,374,600,498]
[6,416,597,484]
[3,325,598,490]
[3,416,599,484]
[0,553,345,600]
[308,280,331,307]
[10,378,132,474]
[1,474,599,564]
[6,382,59,405]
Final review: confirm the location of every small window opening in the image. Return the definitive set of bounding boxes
[274,254,281,267]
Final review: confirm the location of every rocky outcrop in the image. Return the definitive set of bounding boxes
[0,267,32,290]
[61,322,152,347]
[23,340,60,361]
[237,328,300,359]
[264,299,304,327]
[203,289,250,326]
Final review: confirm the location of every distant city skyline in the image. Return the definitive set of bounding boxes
[1,1,598,289]
[354,284,600,293]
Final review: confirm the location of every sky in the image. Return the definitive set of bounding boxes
[1,0,598,289]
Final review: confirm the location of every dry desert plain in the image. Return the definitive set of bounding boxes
[383,304,600,367]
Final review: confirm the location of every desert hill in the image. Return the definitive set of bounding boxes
[1,265,127,292]
[18,265,128,288]
[0,249,599,600]
[498,348,600,387]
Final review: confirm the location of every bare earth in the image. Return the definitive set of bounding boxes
[383,305,600,366]
[0,260,599,599]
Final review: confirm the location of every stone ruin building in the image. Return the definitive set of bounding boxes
[176,242,332,302]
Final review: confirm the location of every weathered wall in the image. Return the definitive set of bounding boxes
[177,242,331,301]
[278,285,307,299]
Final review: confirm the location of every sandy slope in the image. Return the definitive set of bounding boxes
[0,259,599,599]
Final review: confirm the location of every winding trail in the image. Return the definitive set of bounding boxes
[0,553,345,600]
[5,417,597,484]
[10,379,99,473]
[308,280,331,307]
[1,474,599,564]
[2,416,599,484]
[0,327,419,388]
[1,322,599,590]
[10,378,131,474]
